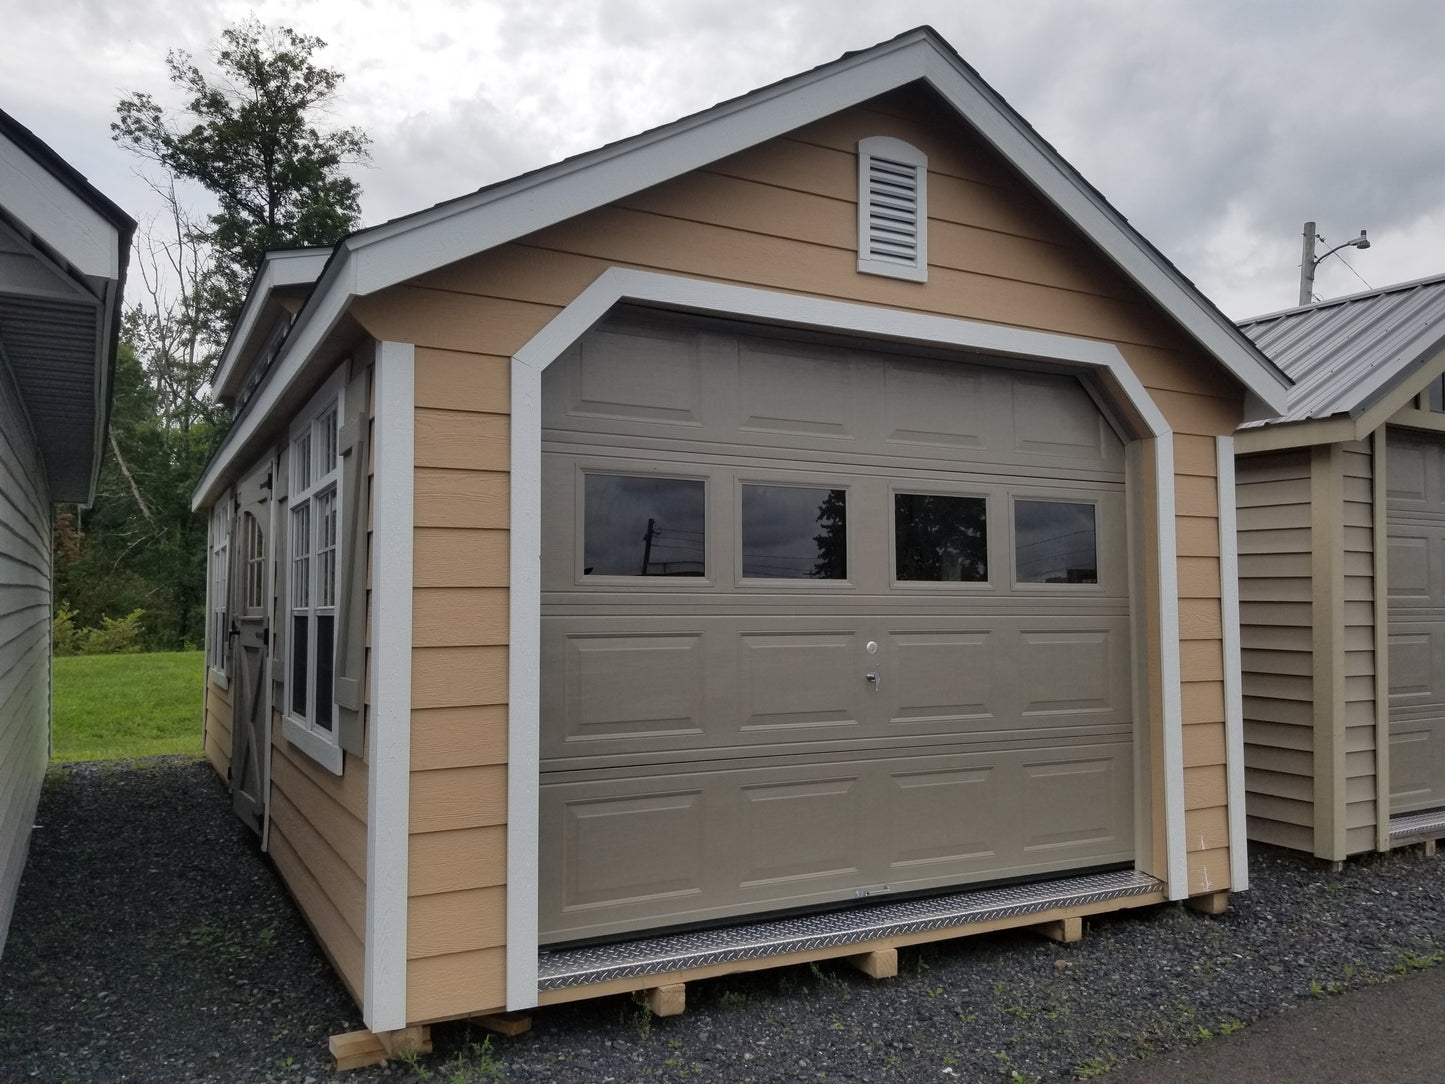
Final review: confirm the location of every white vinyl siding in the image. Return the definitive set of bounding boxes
[0,354,52,957]
[282,372,344,774]
[857,136,927,282]
[207,503,231,683]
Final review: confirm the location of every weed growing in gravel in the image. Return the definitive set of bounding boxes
[1073,1053,1118,1077]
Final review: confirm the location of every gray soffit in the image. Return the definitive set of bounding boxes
[1239,273,1445,429]
[0,109,134,505]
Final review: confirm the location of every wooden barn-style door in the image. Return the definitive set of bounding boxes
[228,458,273,834]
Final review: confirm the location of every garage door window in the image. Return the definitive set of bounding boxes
[741,483,847,579]
[584,474,705,576]
[895,493,988,582]
[1014,499,1097,584]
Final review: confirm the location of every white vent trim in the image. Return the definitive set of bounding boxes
[857,136,927,281]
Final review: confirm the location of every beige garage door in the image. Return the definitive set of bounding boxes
[538,308,1134,944]
[1387,429,1445,814]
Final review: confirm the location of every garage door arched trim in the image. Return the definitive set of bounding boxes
[506,267,1187,1009]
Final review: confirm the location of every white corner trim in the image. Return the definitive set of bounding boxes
[1216,436,1248,892]
[364,340,415,1032]
[505,268,1182,1006]
[1154,434,1188,899]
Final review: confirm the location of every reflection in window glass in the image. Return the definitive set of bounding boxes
[742,484,847,579]
[584,475,705,576]
[895,494,987,581]
[1015,500,1097,583]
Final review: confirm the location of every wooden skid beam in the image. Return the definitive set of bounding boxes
[471,1011,533,1037]
[1031,916,1083,943]
[1185,890,1230,916]
[329,1031,388,1072]
[847,948,898,979]
[646,983,686,1017]
[329,1026,432,1072]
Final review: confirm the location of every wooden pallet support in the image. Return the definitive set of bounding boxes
[1424,838,1438,858]
[646,982,686,1017]
[472,1011,533,1037]
[1185,890,1230,916]
[1032,916,1083,943]
[379,1026,432,1058]
[847,948,898,979]
[330,1026,433,1071]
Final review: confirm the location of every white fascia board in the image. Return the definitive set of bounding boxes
[0,130,120,283]
[505,269,1180,1007]
[212,249,333,397]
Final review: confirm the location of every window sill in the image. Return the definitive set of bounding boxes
[207,667,229,692]
[282,715,344,776]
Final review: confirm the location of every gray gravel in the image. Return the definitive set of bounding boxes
[4,756,1445,1083]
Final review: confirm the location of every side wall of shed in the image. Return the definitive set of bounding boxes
[0,354,52,956]
[1238,441,1380,860]
[349,91,1249,1023]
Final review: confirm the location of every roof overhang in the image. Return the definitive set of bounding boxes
[0,112,133,504]
[196,25,1289,507]
[212,247,333,406]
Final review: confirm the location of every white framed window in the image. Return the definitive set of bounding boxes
[857,136,928,282]
[207,502,231,685]
[282,371,344,773]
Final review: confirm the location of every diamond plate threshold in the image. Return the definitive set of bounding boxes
[538,868,1162,992]
[1389,809,1445,842]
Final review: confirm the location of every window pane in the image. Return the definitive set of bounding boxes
[584,475,705,576]
[895,494,987,581]
[291,503,311,607]
[315,615,335,732]
[1015,500,1097,583]
[319,405,339,475]
[742,484,847,579]
[291,615,310,718]
[316,487,337,608]
[293,431,311,493]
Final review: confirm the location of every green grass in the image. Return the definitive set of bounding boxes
[52,651,206,761]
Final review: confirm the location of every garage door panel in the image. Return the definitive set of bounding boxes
[561,634,707,743]
[1387,429,1445,813]
[738,632,859,731]
[1018,629,1123,717]
[1011,372,1122,464]
[1022,754,1130,853]
[738,777,863,886]
[882,358,993,450]
[539,741,1133,943]
[887,631,996,724]
[738,340,859,439]
[885,766,999,867]
[562,319,706,427]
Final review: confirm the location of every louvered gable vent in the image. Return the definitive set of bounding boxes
[857,136,927,281]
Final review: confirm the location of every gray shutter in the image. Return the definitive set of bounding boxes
[270,450,288,708]
[333,362,372,757]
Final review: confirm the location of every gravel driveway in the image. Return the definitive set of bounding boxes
[3,756,1445,1083]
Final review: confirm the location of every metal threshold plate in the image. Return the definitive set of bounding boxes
[1389,809,1445,841]
[538,868,1161,992]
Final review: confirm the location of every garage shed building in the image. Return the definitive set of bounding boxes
[194,28,1289,1042]
[0,109,132,956]
[1237,274,1445,861]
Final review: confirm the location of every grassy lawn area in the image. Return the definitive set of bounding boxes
[52,651,205,761]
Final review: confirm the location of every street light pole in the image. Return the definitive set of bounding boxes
[1299,221,1371,307]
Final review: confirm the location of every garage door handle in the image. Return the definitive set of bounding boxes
[865,671,880,690]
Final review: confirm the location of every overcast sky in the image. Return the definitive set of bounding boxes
[5,0,1442,320]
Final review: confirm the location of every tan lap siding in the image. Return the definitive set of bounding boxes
[348,93,1248,1018]
[203,677,233,780]
[1236,449,1314,852]
[404,354,511,1021]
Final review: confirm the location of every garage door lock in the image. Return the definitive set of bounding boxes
[865,671,880,690]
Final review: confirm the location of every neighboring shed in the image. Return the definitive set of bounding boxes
[0,109,132,955]
[192,27,1289,1048]
[1237,273,1445,861]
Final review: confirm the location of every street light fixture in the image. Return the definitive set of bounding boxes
[1299,220,1370,306]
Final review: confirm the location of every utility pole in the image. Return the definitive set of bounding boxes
[1299,221,1370,307]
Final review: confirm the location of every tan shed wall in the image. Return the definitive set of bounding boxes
[203,677,233,781]
[348,91,1249,1023]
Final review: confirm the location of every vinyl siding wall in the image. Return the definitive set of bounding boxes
[0,354,52,956]
[347,89,1248,1022]
[1238,441,1379,860]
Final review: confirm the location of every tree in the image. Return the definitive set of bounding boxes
[53,20,371,650]
[113,18,369,339]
